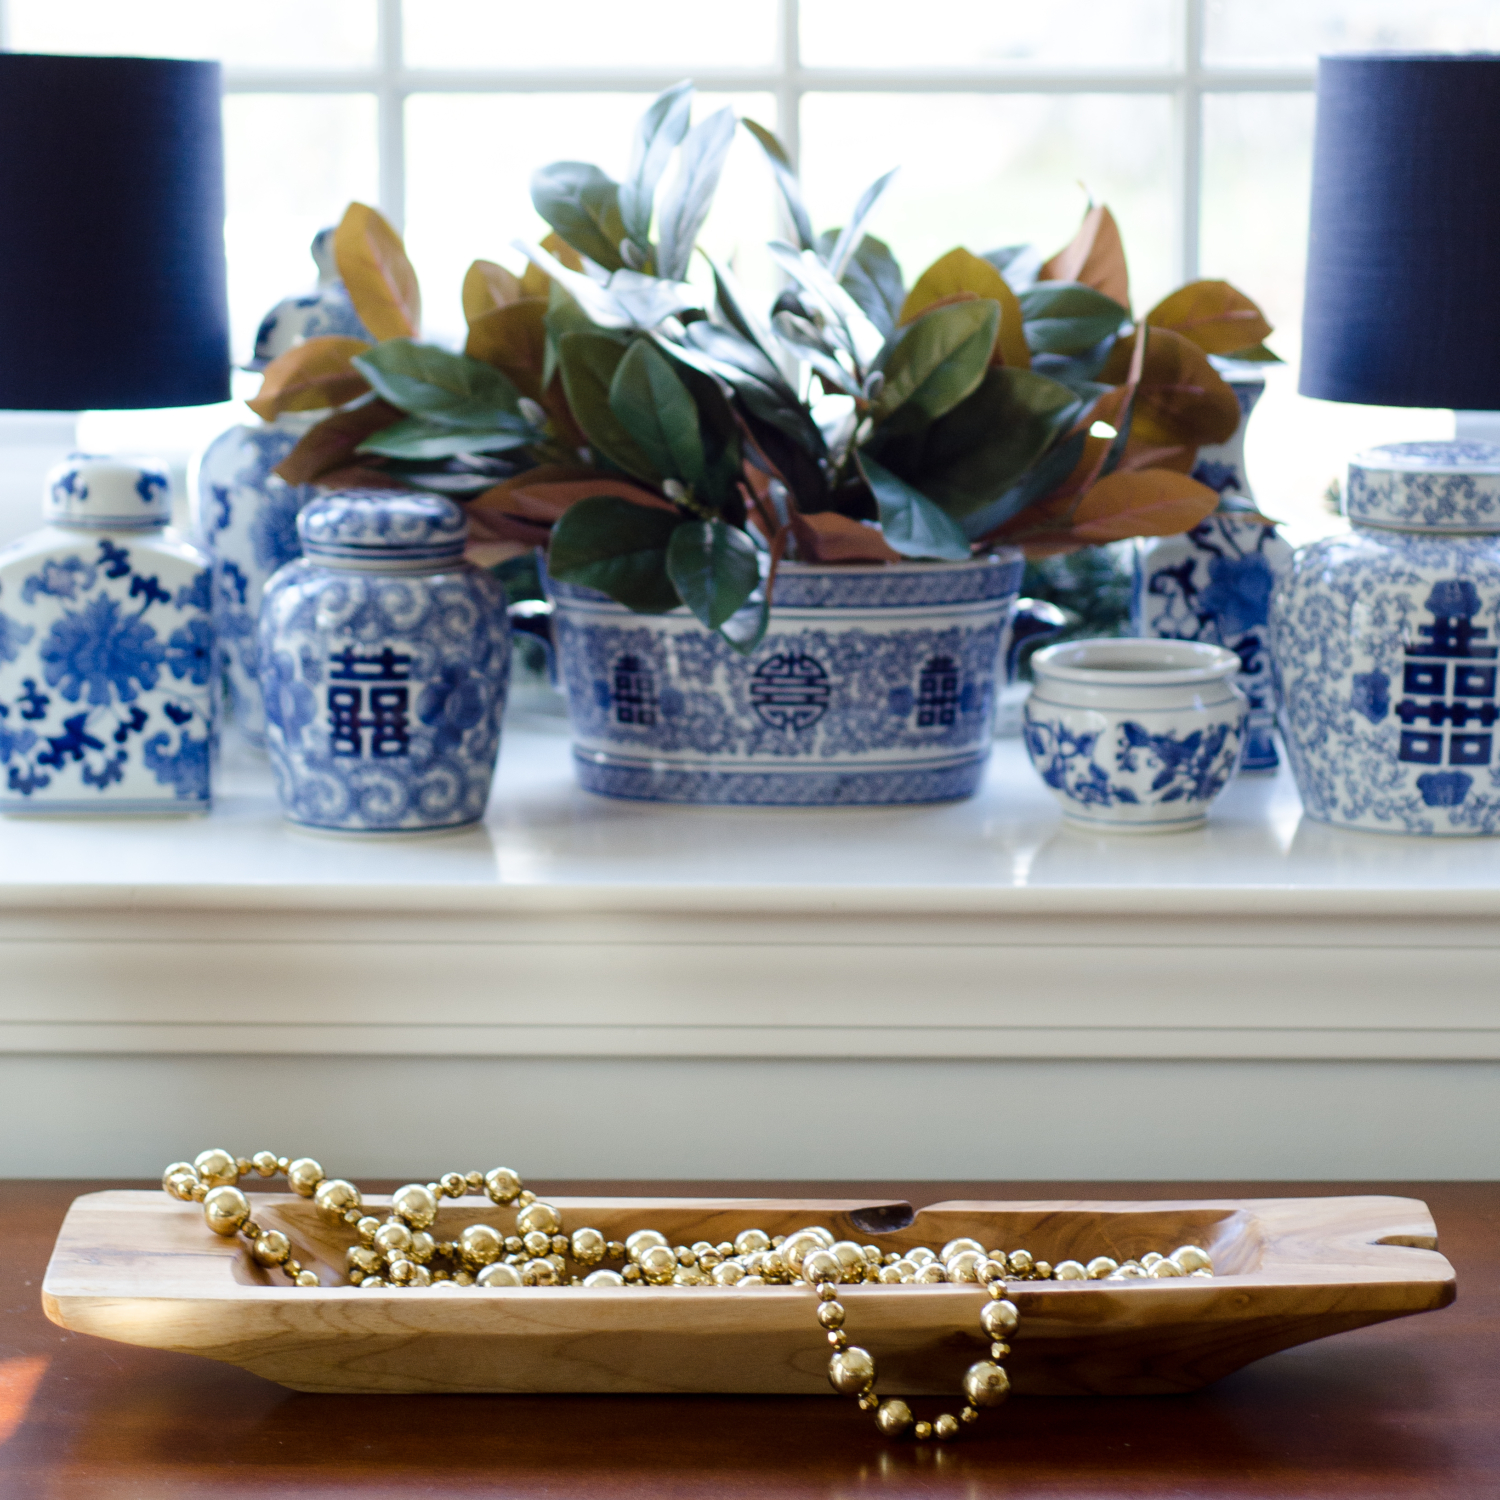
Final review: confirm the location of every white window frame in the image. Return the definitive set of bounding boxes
[0,0,1315,282]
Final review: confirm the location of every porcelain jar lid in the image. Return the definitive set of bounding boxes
[44,454,171,529]
[1346,440,1500,533]
[297,490,468,564]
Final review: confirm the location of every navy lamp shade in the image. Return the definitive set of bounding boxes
[0,53,230,410]
[1300,54,1500,411]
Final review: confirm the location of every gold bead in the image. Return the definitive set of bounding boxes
[466,1171,485,1191]
[161,1161,196,1193]
[711,1259,746,1285]
[408,1230,436,1265]
[737,1274,766,1286]
[890,1259,918,1281]
[582,1267,625,1288]
[1007,1249,1033,1275]
[960,1405,979,1424]
[1148,1257,1184,1278]
[373,1222,414,1259]
[286,1158,325,1197]
[1054,1259,1087,1280]
[622,1264,643,1283]
[254,1230,292,1267]
[356,1216,381,1243]
[362,1276,386,1289]
[516,1201,562,1237]
[392,1184,438,1230]
[779,1231,822,1274]
[459,1223,503,1268]
[816,1300,845,1329]
[346,1244,381,1276]
[802,1249,841,1286]
[827,1346,875,1396]
[857,1393,878,1412]
[877,1265,904,1284]
[639,1244,677,1284]
[946,1250,984,1283]
[484,1167,523,1204]
[453,1269,475,1286]
[828,1330,849,1350]
[313,1178,362,1225]
[522,1230,551,1258]
[1086,1256,1119,1279]
[251,1151,280,1177]
[817,1283,839,1302]
[164,1171,199,1202]
[626,1229,668,1262]
[605,1240,626,1260]
[1141,1252,1164,1269]
[979,1258,1008,1284]
[914,1421,933,1441]
[914,1263,947,1283]
[934,1414,960,1441]
[202,1185,251,1237]
[1191,1267,1214,1279]
[410,1264,433,1287]
[284,1259,303,1276]
[962,1360,1010,1408]
[571,1227,606,1265]
[478,1262,523,1288]
[735,1228,771,1256]
[522,1258,558,1286]
[830,1241,865,1275]
[504,1235,525,1256]
[193,1149,238,1187]
[980,1298,1019,1338]
[1033,1261,1053,1279]
[940,1237,985,1262]
[389,1258,417,1285]
[294,1269,320,1287]
[440,1173,466,1198]
[1172,1244,1213,1274]
[991,1341,1010,1360]
[875,1398,913,1438]
[551,1235,571,1258]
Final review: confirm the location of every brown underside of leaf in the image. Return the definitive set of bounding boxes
[466,538,536,568]
[1102,326,1241,451]
[462,259,525,323]
[333,202,421,341]
[306,463,409,492]
[518,232,585,299]
[790,510,905,564]
[465,299,549,399]
[1067,467,1220,542]
[1040,204,1130,311]
[247,336,372,421]
[467,465,678,545]
[900,247,1030,370]
[272,399,405,486]
[1145,279,1272,356]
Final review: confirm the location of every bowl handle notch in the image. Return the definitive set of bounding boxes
[508,599,557,685]
[1006,597,1070,683]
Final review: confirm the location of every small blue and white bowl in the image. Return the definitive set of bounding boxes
[1024,638,1246,833]
[258,490,509,834]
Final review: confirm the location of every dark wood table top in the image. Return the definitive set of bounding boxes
[5,1179,1496,1498]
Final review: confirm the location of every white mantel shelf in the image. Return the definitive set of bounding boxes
[4,711,1499,1068]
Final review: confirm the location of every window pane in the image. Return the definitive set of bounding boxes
[405,93,779,347]
[1205,0,1500,68]
[799,94,1175,314]
[1200,92,1449,543]
[7,0,377,68]
[801,0,1174,69]
[404,1,777,69]
[223,95,380,361]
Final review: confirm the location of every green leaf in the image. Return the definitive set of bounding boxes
[656,106,737,283]
[1017,282,1129,356]
[609,338,707,489]
[665,519,761,630]
[547,496,682,613]
[826,169,897,281]
[529,161,627,272]
[873,299,998,425]
[742,118,814,251]
[542,278,597,388]
[960,429,1088,541]
[556,332,661,483]
[857,452,971,561]
[356,416,533,459]
[620,81,694,255]
[835,233,906,340]
[983,243,1043,290]
[867,367,1080,518]
[351,340,528,430]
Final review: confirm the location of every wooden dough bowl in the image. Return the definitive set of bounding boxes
[43,1191,1454,1397]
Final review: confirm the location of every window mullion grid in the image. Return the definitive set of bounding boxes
[376,0,405,230]
[1176,0,1206,286]
[778,0,801,165]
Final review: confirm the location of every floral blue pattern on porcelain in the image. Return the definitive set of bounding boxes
[248,227,371,371]
[258,491,509,833]
[1343,441,1500,532]
[1270,522,1500,836]
[0,457,215,812]
[1023,638,1245,833]
[192,418,318,746]
[550,555,1030,805]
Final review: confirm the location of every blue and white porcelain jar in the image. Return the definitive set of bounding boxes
[0,456,215,813]
[247,227,371,370]
[259,491,510,833]
[550,554,1039,805]
[1132,364,1293,771]
[1271,440,1500,835]
[1024,638,1246,833]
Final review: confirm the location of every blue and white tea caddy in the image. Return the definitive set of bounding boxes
[259,491,510,833]
[1132,364,1293,771]
[1271,441,1500,835]
[0,456,215,812]
[192,228,371,747]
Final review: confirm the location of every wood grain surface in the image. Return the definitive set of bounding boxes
[42,1190,1453,1396]
[5,1179,1498,1498]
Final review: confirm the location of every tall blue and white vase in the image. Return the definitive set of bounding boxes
[259,491,510,833]
[191,228,372,747]
[0,456,215,812]
[1132,365,1293,770]
[1271,441,1500,835]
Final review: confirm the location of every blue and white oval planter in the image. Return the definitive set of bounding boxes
[547,553,1054,806]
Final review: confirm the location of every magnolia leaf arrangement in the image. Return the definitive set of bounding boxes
[247,84,1279,654]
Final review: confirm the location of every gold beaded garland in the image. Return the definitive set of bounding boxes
[162,1151,1214,1443]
